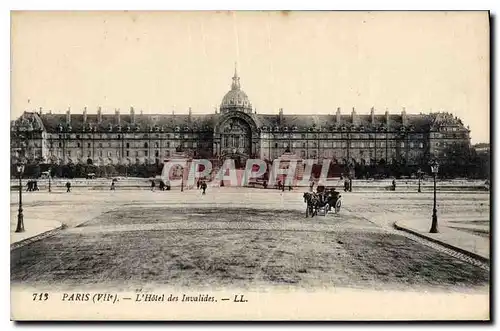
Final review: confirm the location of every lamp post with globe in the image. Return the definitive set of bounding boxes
[15,161,25,233]
[417,168,423,193]
[429,160,440,233]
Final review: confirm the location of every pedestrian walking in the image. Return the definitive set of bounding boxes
[392,179,396,191]
[110,181,115,190]
[344,178,349,192]
[26,180,32,192]
[33,180,39,191]
[201,181,207,195]
[66,181,71,192]
[197,179,201,190]
[151,180,156,192]
[310,181,315,192]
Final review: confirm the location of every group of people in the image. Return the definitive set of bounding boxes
[25,180,40,192]
[150,180,171,191]
[277,180,292,192]
[197,179,208,195]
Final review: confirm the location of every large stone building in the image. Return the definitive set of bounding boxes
[11,69,471,169]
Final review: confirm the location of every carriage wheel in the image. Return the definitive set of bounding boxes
[335,199,342,213]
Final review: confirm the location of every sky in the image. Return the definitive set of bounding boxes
[11,11,489,143]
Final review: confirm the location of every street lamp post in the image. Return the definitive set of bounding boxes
[181,169,184,192]
[15,162,25,233]
[349,163,354,192]
[429,160,439,233]
[48,167,52,193]
[417,168,422,193]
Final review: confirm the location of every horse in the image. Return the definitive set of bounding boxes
[303,191,342,218]
[303,192,321,217]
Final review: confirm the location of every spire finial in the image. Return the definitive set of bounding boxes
[231,62,241,90]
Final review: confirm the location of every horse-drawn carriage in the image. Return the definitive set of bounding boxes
[303,185,342,217]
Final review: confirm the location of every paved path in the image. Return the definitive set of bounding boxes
[395,218,489,261]
[10,188,490,261]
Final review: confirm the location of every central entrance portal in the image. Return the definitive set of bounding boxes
[220,117,252,169]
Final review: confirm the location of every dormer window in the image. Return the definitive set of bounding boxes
[262,126,267,131]
[155,126,160,132]
[292,126,298,131]
[117,125,122,132]
[135,126,140,132]
[175,126,180,132]
[283,127,288,131]
[274,126,279,132]
[67,125,72,131]
[127,126,131,132]
[184,126,190,131]
[108,124,113,132]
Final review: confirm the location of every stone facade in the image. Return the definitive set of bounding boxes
[11,69,471,168]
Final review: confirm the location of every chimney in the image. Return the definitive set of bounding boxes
[97,106,102,123]
[83,106,87,123]
[370,107,375,123]
[39,107,43,115]
[385,109,390,126]
[279,108,284,123]
[66,106,71,124]
[336,107,341,123]
[115,108,121,125]
[130,106,135,124]
[401,107,407,126]
[351,107,357,125]
[188,107,192,122]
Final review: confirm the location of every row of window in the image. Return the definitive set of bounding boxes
[54,150,171,158]
[51,142,184,149]
[265,148,406,160]
[264,141,425,149]
[50,140,426,149]
[49,132,429,140]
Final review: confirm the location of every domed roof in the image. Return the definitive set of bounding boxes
[221,89,251,108]
[220,66,252,113]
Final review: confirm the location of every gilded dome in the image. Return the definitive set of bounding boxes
[220,67,252,113]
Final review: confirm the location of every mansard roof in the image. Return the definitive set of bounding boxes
[36,112,218,132]
[14,109,468,133]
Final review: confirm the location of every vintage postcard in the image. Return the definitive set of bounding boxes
[10,10,490,321]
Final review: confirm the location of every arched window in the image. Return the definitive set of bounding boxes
[144,142,148,148]
[126,142,130,148]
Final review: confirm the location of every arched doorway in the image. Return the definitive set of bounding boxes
[219,117,252,168]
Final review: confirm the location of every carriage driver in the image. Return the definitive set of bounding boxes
[316,184,327,205]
